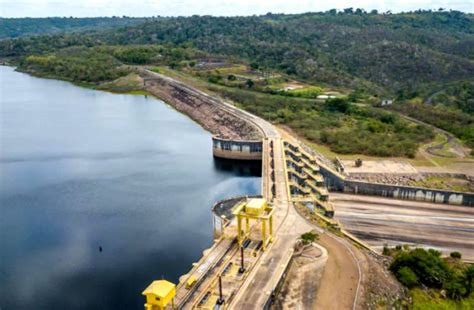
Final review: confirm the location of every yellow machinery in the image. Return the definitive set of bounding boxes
[186,275,197,289]
[233,198,274,250]
[142,280,176,310]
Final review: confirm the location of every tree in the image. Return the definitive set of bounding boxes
[245,79,254,88]
[250,62,259,70]
[343,8,354,14]
[325,98,349,113]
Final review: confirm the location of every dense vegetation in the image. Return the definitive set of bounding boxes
[1,11,472,157]
[97,11,473,94]
[2,11,472,94]
[0,17,149,39]
[390,100,474,149]
[386,247,474,302]
[20,47,128,82]
[206,84,433,157]
[16,45,203,84]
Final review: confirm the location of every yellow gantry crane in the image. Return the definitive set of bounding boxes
[233,198,274,250]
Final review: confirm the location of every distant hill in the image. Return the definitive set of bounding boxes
[0,17,150,39]
[1,11,472,151]
[2,11,472,95]
[120,11,474,95]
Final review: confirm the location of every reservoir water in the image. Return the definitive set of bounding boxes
[0,66,261,309]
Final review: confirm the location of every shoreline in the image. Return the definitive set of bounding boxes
[7,65,473,198]
[6,65,261,141]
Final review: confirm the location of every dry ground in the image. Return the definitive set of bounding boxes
[331,193,474,261]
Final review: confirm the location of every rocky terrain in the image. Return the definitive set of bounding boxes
[138,69,261,141]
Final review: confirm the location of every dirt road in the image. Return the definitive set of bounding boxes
[314,233,363,310]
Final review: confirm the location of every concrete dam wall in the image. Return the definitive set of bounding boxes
[319,166,474,206]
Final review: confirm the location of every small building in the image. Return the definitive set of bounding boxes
[142,280,176,310]
[316,95,337,100]
[381,99,393,106]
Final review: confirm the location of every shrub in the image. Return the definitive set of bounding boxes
[397,267,419,288]
[450,252,462,259]
[390,248,453,289]
[300,231,318,244]
[325,97,350,113]
[445,278,467,300]
[208,75,222,83]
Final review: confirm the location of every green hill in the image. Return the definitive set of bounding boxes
[1,10,472,155]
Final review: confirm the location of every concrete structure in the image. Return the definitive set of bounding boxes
[141,69,363,310]
[381,99,393,106]
[284,137,474,206]
[318,165,474,206]
[212,136,262,160]
[284,141,335,217]
[233,198,274,250]
[142,280,176,310]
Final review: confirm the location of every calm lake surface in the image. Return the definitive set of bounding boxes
[0,66,261,309]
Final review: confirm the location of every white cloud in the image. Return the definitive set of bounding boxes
[0,0,472,17]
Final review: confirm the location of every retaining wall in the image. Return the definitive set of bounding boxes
[319,165,474,206]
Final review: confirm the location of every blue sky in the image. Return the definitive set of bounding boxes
[0,0,472,17]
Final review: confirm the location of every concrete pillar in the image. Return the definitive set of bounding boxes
[269,216,273,240]
[262,220,267,250]
[237,215,242,246]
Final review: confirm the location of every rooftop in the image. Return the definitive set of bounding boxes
[142,280,175,298]
[245,198,267,212]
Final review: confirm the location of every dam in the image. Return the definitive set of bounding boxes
[140,69,330,309]
[139,68,473,310]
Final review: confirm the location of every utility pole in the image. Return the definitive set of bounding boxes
[239,246,245,273]
[216,275,224,305]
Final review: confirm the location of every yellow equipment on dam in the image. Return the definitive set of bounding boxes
[233,198,274,251]
[142,280,176,310]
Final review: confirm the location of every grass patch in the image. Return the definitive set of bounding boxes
[279,85,324,98]
[123,89,151,95]
[410,288,474,310]
[409,176,472,192]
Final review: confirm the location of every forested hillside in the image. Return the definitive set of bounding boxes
[0,17,149,39]
[1,11,472,95]
[1,10,472,155]
[99,11,473,95]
